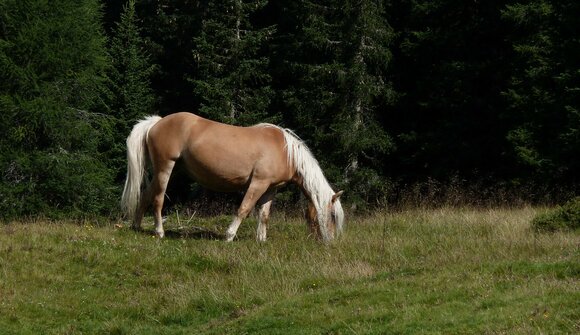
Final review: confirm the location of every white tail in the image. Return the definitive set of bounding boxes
[121,116,162,219]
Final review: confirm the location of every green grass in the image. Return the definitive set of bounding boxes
[1,208,578,334]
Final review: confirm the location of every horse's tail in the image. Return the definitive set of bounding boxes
[121,115,163,220]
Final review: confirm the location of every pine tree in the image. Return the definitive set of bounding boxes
[0,0,115,218]
[132,0,204,114]
[502,0,580,184]
[191,0,275,125]
[108,0,156,179]
[277,0,395,203]
[109,0,155,126]
[384,0,514,185]
[338,0,396,190]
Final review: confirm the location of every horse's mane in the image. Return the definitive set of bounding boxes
[254,123,344,240]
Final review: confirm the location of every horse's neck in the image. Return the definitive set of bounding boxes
[283,128,333,208]
[292,172,331,207]
[292,174,313,202]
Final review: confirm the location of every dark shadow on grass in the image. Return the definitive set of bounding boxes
[133,226,225,240]
[165,226,225,240]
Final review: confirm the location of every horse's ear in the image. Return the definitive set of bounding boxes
[332,190,344,203]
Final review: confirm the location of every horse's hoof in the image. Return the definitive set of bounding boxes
[225,232,236,242]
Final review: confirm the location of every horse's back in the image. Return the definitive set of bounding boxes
[146,112,199,161]
[147,112,292,191]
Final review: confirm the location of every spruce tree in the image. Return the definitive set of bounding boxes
[0,0,115,218]
[502,0,580,184]
[134,0,204,114]
[108,0,156,179]
[191,0,275,125]
[382,0,517,189]
[278,0,395,203]
[109,0,155,126]
[338,0,396,193]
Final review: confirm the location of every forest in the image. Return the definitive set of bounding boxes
[1,0,578,219]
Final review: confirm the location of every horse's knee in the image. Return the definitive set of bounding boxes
[152,194,164,211]
[237,204,253,219]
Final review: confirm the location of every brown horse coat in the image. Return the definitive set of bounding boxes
[121,112,344,242]
[148,113,292,192]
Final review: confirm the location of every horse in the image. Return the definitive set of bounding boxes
[121,112,344,242]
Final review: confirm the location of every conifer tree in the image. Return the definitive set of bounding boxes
[279,0,395,203]
[109,0,155,127]
[502,0,580,183]
[132,0,204,114]
[0,0,115,218]
[191,0,275,125]
[108,0,156,179]
[339,0,396,188]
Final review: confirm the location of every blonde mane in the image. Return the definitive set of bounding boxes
[255,123,344,240]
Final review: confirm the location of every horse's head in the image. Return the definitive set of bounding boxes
[306,190,344,241]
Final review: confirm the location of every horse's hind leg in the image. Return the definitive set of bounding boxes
[133,185,152,231]
[151,160,175,238]
[256,189,275,242]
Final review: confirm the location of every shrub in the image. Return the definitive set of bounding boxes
[532,197,580,232]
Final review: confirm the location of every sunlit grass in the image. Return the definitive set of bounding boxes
[0,207,578,334]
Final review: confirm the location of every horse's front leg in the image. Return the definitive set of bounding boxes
[226,181,269,242]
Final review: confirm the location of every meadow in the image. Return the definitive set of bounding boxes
[0,207,578,334]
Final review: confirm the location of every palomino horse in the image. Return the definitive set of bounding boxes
[121,112,344,242]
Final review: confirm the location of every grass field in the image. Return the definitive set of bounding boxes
[0,207,578,334]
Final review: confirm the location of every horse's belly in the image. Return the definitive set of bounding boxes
[182,154,252,192]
